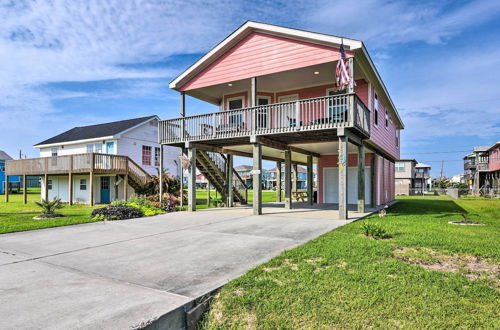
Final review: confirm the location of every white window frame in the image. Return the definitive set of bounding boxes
[47,179,53,190]
[226,96,245,110]
[80,179,87,190]
[51,148,58,157]
[257,95,271,105]
[278,94,299,103]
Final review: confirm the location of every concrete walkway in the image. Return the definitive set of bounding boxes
[0,204,372,329]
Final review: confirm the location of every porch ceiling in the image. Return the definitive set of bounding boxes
[187,61,366,105]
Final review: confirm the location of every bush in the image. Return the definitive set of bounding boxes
[34,198,64,215]
[110,200,128,207]
[360,222,390,239]
[91,206,143,220]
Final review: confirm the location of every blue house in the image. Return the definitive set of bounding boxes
[0,151,20,195]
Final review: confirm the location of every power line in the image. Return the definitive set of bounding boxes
[401,150,470,155]
[399,97,500,110]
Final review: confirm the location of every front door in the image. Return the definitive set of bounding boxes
[100,176,110,203]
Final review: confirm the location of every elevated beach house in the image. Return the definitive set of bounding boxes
[5,116,180,205]
[159,21,404,219]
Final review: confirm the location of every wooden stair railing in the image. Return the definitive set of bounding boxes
[196,150,247,204]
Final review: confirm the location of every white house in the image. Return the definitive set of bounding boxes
[6,115,180,205]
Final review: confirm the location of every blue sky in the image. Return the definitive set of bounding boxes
[1,0,499,177]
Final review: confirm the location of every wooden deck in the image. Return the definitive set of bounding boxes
[159,93,370,146]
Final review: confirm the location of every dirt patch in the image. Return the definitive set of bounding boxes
[448,221,485,226]
[394,247,499,288]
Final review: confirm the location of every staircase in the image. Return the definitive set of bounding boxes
[196,150,248,204]
[125,157,152,191]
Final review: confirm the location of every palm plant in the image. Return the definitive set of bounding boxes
[34,198,64,215]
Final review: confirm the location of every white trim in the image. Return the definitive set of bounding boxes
[278,94,299,103]
[226,95,246,110]
[35,136,115,149]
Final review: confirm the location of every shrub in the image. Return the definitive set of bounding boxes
[91,206,143,220]
[110,200,128,207]
[360,222,390,239]
[34,198,64,215]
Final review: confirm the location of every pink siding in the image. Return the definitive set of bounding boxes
[181,32,353,91]
[369,84,400,160]
[489,145,500,171]
[317,153,372,204]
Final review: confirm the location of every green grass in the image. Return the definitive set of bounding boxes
[201,196,500,329]
[187,189,283,210]
[0,192,99,234]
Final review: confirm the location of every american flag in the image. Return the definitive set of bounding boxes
[336,42,351,90]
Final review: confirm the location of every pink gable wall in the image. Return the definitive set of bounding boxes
[181,32,353,91]
[489,145,500,171]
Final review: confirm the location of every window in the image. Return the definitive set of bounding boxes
[47,179,53,190]
[95,143,103,153]
[228,98,243,110]
[374,93,379,126]
[51,148,58,157]
[154,147,160,166]
[80,179,87,190]
[395,162,405,172]
[258,97,270,106]
[86,144,94,153]
[142,146,152,165]
[385,110,389,128]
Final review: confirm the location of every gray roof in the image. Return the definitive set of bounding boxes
[473,146,490,152]
[415,163,431,168]
[34,115,157,146]
[0,150,13,161]
[234,165,253,171]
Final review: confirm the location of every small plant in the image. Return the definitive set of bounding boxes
[34,198,64,215]
[212,198,224,207]
[361,222,390,239]
[92,214,107,221]
[110,199,128,207]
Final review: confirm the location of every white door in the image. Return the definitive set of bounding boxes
[323,167,372,205]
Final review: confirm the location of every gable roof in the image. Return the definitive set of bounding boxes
[169,20,403,129]
[234,165,253,171]
[416,163,431,168]
[34,115,158,147]
[0,150,13,161]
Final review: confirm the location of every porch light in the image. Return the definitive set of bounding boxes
[314,71,320,75]
[227,83,233,86]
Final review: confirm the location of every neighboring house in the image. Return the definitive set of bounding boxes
[414,163,432,193]
[486,141,500,193]
[0,151,20,195]
[265,165,309,190]
[395,159,417,195]
[5,116,180,204]
[463,146,490,190]
[196,173,209,189]
[235,165,253,188]
[450,174,464,184]
[159,21,404,218]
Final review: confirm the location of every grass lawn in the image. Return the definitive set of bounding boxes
[192,189,282,210]
[201,196,500,328]
[0,190,99,234]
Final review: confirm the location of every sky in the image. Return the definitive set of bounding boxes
[1,0,500,177]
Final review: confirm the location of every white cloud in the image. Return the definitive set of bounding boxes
[304,0,500,46]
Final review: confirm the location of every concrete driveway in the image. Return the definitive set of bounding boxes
[0,204,370,329]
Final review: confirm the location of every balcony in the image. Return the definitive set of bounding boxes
[415,172,430,179]
[159,93,370,145]
[5,153,151,187]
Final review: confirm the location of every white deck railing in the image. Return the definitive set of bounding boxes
[159,93,370,144]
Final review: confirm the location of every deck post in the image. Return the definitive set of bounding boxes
[180,91,186,140]
[159,145,164,204]
[357,144,365,213]
[226,154,234,207]
[276,161,282,202]
[188,147,197,211]
[180,148,186,208]
[124,174,129,201]
[370,153,376,208]
[207,181,211,206]
[44,173,48,200]
[23,175,27,204]
[284,150,292,209]
[89,153,95,206]
[252,142,262,215]
[4,176,8,202]
[251,77,257,107]
[292,163,298,193]
[338,135,349,220]
[68,173,73,205]
[307,155,313,205]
